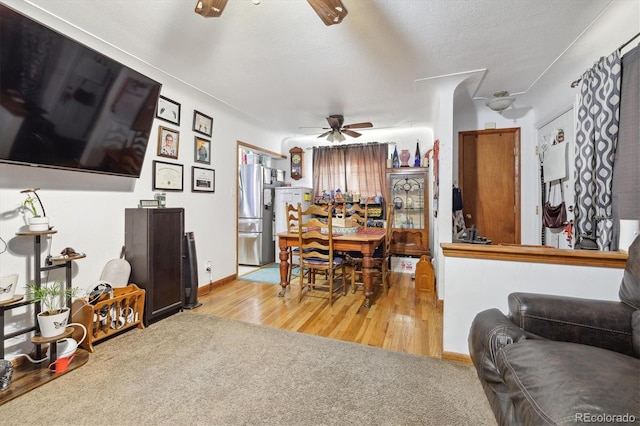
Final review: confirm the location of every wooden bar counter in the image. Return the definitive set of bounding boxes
[441,243,628,269]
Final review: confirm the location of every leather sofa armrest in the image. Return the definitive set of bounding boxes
[469,308,543,425]
[508,292,636,357]
[469,308,542,384]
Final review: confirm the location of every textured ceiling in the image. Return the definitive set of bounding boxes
[6,0,639,136]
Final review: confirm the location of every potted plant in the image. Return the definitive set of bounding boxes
[21,188,49,231]
[26,280,79,338]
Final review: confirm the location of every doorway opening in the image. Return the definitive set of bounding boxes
[458,128,521,244]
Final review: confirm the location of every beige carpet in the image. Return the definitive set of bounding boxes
[2,312,495,425]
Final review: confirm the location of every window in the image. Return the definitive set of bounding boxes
[312,143,388,201]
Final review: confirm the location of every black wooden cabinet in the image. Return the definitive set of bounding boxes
[125,208,184,325]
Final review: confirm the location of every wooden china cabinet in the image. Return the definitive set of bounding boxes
[386,167,430,257]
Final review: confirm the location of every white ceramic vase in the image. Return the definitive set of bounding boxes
[0,274,18,302]
[37,308,69,338]
[28,216,50,232]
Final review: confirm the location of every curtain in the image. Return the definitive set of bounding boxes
[574,50,621,250]
[313,145,347,199]
[611,43,640,250]
[344,143,387,200]
[312,143,388,201]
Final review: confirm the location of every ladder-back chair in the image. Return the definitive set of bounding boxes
[350,204,394,295]
[297,203,347,306]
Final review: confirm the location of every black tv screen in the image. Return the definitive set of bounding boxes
[0,4,161,178]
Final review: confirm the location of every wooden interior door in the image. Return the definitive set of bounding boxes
[458,128,521,244]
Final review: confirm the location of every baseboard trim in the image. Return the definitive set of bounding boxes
[198,274,237,296]
[442,351,472,365]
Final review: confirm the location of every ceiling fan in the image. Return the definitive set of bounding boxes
[316,115,373,142]
[194,0,348,26]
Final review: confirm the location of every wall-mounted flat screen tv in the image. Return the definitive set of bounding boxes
[0,4,161,178]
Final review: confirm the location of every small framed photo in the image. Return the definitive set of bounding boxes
[156,95,181,125]
[153,160,183,191]
[194,136,211,164]
[192,166,215,193]
[193,110,213,137]
[157,126,180,159]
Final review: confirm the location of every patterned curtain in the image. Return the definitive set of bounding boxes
[574,51,621,250]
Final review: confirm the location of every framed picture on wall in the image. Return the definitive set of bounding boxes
[194,136,211,164]
[153,160,183,191]
[192,166,215,193]
[155,96,181,125]
[157,126,180,159]
[193,110,213,137]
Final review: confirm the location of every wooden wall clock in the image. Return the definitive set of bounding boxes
[289,146,303,180]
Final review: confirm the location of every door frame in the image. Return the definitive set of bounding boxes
[236,141,286,276]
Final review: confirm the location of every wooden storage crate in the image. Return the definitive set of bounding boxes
[71,284,145,353]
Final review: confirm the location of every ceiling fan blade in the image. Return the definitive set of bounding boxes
[194,0,228,18]
[307,0,348,26]
[343,122,373,129]
[342,129,362,138]
[326,115,342,129]
[318,130,332,138]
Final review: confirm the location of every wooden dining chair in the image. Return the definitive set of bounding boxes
[350,204,394,295]
[286,202,332,281]
[346,203,369,228]
[285,203,302,283]
[297,203,347,306]
[340,203,368,286]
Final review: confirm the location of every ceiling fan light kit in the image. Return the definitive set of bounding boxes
[307,0,348,26]
[325,130,346,143]
[485,90,516,112]
[194,0,228,18]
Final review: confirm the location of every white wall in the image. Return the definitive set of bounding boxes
[442,256,623,355]
[0,2,286,354]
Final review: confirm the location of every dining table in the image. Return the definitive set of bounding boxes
[276,228,385,308]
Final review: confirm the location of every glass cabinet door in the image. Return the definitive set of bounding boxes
[386,168,430,257]
[390,173,424,230]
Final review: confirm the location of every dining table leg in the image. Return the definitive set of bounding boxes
[278,242,290,297]
[361,247,375,308]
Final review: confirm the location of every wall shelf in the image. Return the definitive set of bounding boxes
[0,230,88,406]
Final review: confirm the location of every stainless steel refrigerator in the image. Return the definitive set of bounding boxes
[238,164,283,265]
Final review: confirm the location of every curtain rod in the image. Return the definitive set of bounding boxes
[306,141,393,151]
[570,32,640,88]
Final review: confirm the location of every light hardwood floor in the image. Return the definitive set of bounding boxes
[193,269,443,359]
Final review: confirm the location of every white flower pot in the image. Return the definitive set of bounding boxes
[37,308,69,338]
[0,274,18,302]
[28,216,50,232]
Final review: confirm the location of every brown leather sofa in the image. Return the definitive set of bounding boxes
[468,236,640,425]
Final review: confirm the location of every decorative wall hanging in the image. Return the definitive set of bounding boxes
[193,110,213,137]
[192,166,215,193]
[156,96,181,125]
[194,137,211,164]
[157,126,180,159]
[153,160,183,191]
